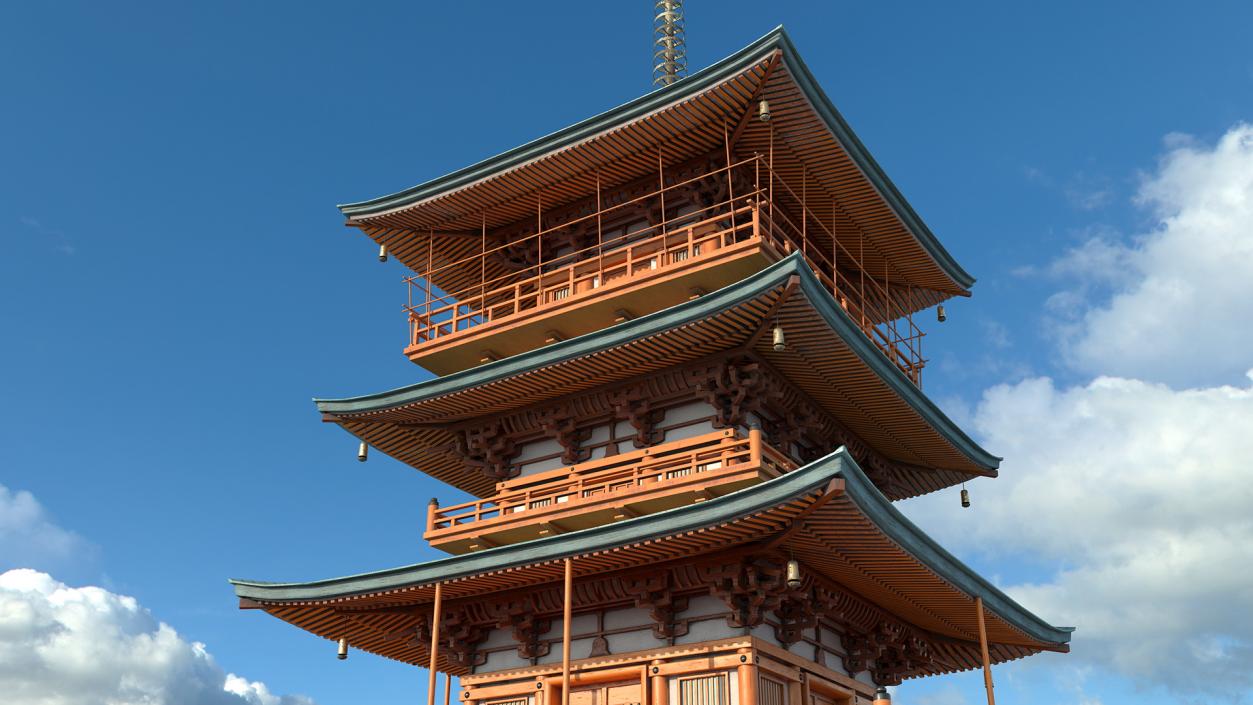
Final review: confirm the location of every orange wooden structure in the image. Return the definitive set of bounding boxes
[231,27,1070,705]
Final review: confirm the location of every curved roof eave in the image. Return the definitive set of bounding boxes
[229,445,1069,646]
[837,454,1074,645]
[336,26,975,291]
[315,253,1000,471]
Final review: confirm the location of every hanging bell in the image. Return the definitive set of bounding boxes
[772,324,786,352]
[961,487,971,508]
[937,304,947,323]
[357,441,368,463]
[758,98,771,122]
[378,244,388,262]
[785,559,802,589]
[337,637,348,660]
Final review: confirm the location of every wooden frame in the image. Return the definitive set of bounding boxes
[425,429,794,553]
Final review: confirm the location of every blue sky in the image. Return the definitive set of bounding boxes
[3,2,1252,704]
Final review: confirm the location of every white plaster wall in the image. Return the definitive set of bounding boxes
[662,419,718,443]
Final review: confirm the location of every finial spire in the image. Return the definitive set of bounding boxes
[653,1,687,86]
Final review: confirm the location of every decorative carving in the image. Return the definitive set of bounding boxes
[459,421,520,481]
[492,598,552,660]
[772,591,818,647]
[611,389,665,448]
[841,621,931,686]
[540,408,592,465]
[694,357,769,429]
[441,605,489,668]
[770,401,823,459]
[622,574,690,640]
[699,557,786,629]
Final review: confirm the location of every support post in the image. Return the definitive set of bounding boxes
[443,673,452,705]
[562,558,573,705]
[736,649,758,705]
[649,659,667,705]
[975,596,996,705]
[427,582,443,705]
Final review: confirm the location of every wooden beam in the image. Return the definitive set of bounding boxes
[562,558,574,705]
[738,276,800,352]
[727,51,782,153]
[428,582,444,705]
[976,596,996,705]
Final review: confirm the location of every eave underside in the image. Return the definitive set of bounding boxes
[340,27,973,309]
[318,256,998,500]
[231,450,1069,680]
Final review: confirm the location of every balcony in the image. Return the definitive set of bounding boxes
[402,154,929,383]
[405,203,772,375]
[424,428,795,554]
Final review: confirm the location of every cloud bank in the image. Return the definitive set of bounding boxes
[0,568,315,705]
[907,123,1253,698]
[0,485,315,705]
[1053,124,1253,388]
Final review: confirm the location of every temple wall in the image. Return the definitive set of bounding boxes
[473,600,857,680]
[512,401,725,479]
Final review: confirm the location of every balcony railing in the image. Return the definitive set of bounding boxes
[406,202,760,349]
[424,428,794,553]
[402,153,929,384]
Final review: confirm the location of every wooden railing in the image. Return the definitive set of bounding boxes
[755,207,926,384]
[424,428,793,544]
[406,203,760,347]
[401,152,930,385]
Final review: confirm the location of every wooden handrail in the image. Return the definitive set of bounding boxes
[426,428,792,534]
[407,205,757,346]
[399,151,929,385]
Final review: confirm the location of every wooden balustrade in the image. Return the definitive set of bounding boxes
[400,153,929,384]
[407,205,757,347]
[424,428,795,554]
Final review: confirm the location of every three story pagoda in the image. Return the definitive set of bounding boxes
[231,27,1072,705]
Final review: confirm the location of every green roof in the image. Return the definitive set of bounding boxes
[316,253,999,472]
[336,26,975,291]
[230,443,1069,646]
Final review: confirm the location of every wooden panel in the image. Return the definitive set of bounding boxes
[607,683,643,705]
[678,673,729,705]
[758,677,786,705]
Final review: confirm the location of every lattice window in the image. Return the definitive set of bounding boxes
[678,673,730,705]
[759,677,786,705]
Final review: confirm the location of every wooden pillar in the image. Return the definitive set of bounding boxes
[975,596,996,705]
[658,147,667,236]
[736,649,757,705]
[427,582,444,705]
[562,558,574,705]
[443,673,452,705]
[649,659,667,705]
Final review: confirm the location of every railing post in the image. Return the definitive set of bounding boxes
[426,498,439,533]
[748,427,762,467]
[561,558,574,705]
[426,582,443,705]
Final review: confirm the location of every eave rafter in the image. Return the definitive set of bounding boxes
[233,449,1067,680]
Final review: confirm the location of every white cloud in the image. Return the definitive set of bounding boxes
[1053,124,1253,387]
[0,568,316,705]
[0,484,93,573]
[906,373,1253,696]
[905,123,1253,699]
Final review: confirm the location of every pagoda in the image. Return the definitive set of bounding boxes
[231,26,1071,705]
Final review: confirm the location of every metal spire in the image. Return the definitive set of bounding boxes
[653,1,687,86]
